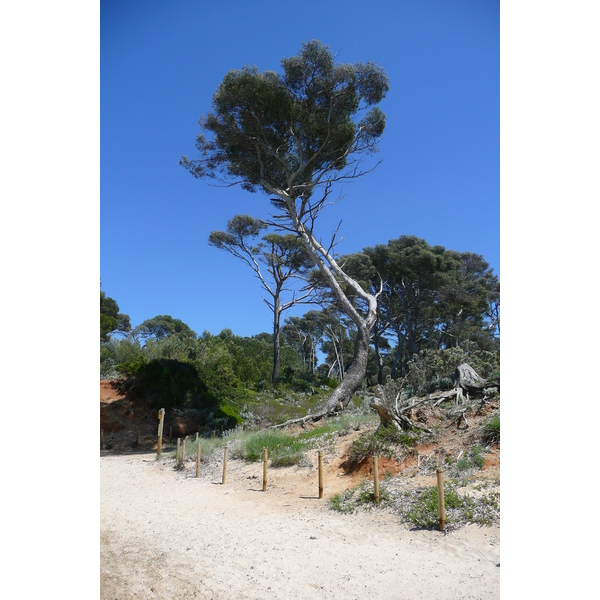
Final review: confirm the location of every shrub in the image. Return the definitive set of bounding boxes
[329,482,390,513]
[402,483,500,529]
[483,414,500,444]
[346,426,422,466]
[454,445,486,475]
[123,358,209,409]
[405,342,500,395]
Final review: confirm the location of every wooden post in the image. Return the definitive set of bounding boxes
[222,445,228,484]
[196,443,201,478]
[196,432,199,441]
[212,430,216,440]
[262,448,268,492]
[100,429,104,450]
[373,455,380,505]
[176,438,181,463]
[181,436,187,464]
[157,408,165,457]
[437,468,446,531]
[318,450,323,499]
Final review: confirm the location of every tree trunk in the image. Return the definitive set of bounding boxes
[272,300,281,383]
[373,328,384,385]
[451,363,498,393]
[268,194,379,428]
[272,323,372,428]
[390,332,405,379]
[321,324,370,413]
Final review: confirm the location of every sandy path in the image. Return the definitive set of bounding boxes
[101,452,499,599]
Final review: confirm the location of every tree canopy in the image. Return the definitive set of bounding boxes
[181,40,389,198]
[133,315,197,341]
[100,290,131,342]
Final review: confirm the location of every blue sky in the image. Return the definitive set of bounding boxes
[101,0,499,338]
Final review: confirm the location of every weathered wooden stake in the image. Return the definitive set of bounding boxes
[176,438,181,463]
[212,430,216,440]
[222,445,228,484]
[318,450,324,499]
[100,429,104,450]
[181,436,187,464]
[373,455,380,505]
[157,408,165,457]
[262,448,268,492]
[196,443,201,478]
[437,468,446,531]
[196,432,199,441]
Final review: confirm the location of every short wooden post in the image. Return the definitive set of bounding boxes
[262,448,268,492]
[196,443,201,478]
[212,430,216,440]
[437,468,446,531]
[373,455,380,505]
[318,450,324,499]
[176,438,181,463]
[100,429,104,450]
[157,408,165,457]
[222,445,228,484]
[196,432,199,441]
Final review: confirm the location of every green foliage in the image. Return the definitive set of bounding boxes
[182,40,389,193]
[482,414,500,444]
[230,429,307,467]
[270,451,305,468]
[346,426,417,465]
[402,483,500,529]
[135,315,197,341]
[212,405,241,427]
[329,482,391,513]
[405,341,499,395]
[100,290,130,342]
[347,432,391,465]
[226,413,378,467]
[329,489,356,514]
[123,358,210,410]
[455,445,486,474]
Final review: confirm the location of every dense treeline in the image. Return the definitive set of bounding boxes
[101,235,499,423]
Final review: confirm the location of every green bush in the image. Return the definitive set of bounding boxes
[270,451,305,468]
[329,482,390,513]
[483,414,500,444]
[346,426,421,466]
[404,485,463,528]
[455,445,486,473]
[405,342,499,395]
[403,483,500,529]
[123,358,210,409]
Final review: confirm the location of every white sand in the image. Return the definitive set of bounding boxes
[101,452,499,599]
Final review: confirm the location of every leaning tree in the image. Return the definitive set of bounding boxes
[182,40,389,420]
